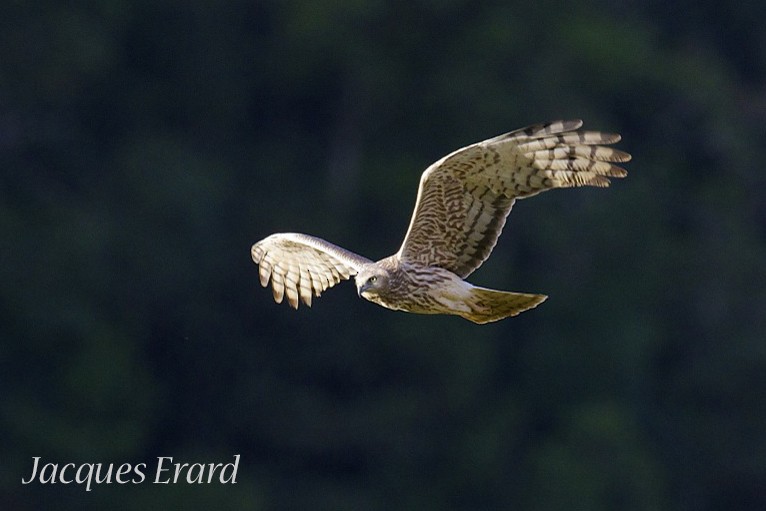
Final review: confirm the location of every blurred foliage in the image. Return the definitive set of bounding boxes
[1,0,765,509]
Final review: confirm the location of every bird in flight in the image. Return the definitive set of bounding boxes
[252,120,630,324]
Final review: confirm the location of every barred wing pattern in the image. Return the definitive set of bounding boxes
[251,233,372,308]
[396,120,630,278]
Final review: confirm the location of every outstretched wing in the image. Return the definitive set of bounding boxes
[396,120,630,278]
[251,233,372,309]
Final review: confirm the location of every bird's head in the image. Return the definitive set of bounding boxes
[355,267,390,301]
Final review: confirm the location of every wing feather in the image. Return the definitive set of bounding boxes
[251,233,372,309]
[299,266,312,307]
[270,267,286,304]
[397,120,630,277]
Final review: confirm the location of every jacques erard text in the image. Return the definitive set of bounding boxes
[21,455,240,491]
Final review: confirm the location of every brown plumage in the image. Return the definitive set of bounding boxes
[251,120,630,323]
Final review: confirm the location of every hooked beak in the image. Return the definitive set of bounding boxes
[357,280,374,298]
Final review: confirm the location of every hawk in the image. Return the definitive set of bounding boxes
[252,120,630,324]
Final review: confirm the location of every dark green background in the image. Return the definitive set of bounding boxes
[2,1,765,509]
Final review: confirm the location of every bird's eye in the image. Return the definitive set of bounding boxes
[368,276,377,284]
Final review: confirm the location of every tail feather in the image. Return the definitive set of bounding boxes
[462,287,547,324]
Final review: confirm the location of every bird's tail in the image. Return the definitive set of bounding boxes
[461,286,547,324]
